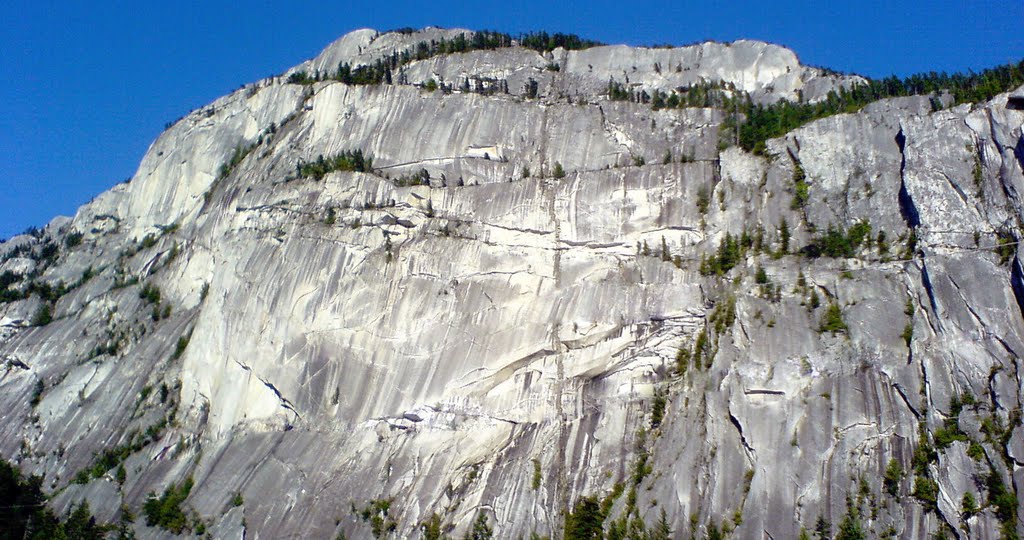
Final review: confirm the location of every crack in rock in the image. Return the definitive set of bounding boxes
[234,360,302,420]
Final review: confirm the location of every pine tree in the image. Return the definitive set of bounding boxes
[962,491,978,517]
[778,218,790,255]
[465,512,492,540]
[707,521,722,540]
[564,496,603,540]
[422,513,445,540]
[883,458,903,496]
[819,303,848,334]
[649,509,672,540]
[835,506,865,540]
[814,515,831,540]
[64,501,103,540]
[755,265,769,284]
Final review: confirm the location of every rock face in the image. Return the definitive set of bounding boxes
[1,27,1023,539]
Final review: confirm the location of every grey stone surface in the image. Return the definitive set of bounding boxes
[0,28,1022,539]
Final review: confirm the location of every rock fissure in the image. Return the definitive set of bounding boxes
[728,408,756,460]
[233,360,302,420]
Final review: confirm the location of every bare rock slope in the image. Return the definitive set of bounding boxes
[2,27,1023,539]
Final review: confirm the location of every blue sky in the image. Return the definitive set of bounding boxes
[2,1,1022,239]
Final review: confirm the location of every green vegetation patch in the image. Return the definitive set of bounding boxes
[297,150,373,180]
[143,476,194,534]
[738,60,1024,154]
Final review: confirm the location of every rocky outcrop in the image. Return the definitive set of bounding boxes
[0,28,1022,539]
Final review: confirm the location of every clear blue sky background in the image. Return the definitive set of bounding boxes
[2,1,1022,239]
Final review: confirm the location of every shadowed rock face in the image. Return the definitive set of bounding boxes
[1,27,1023,539]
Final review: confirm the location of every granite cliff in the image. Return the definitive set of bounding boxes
[2,27,1024,539]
